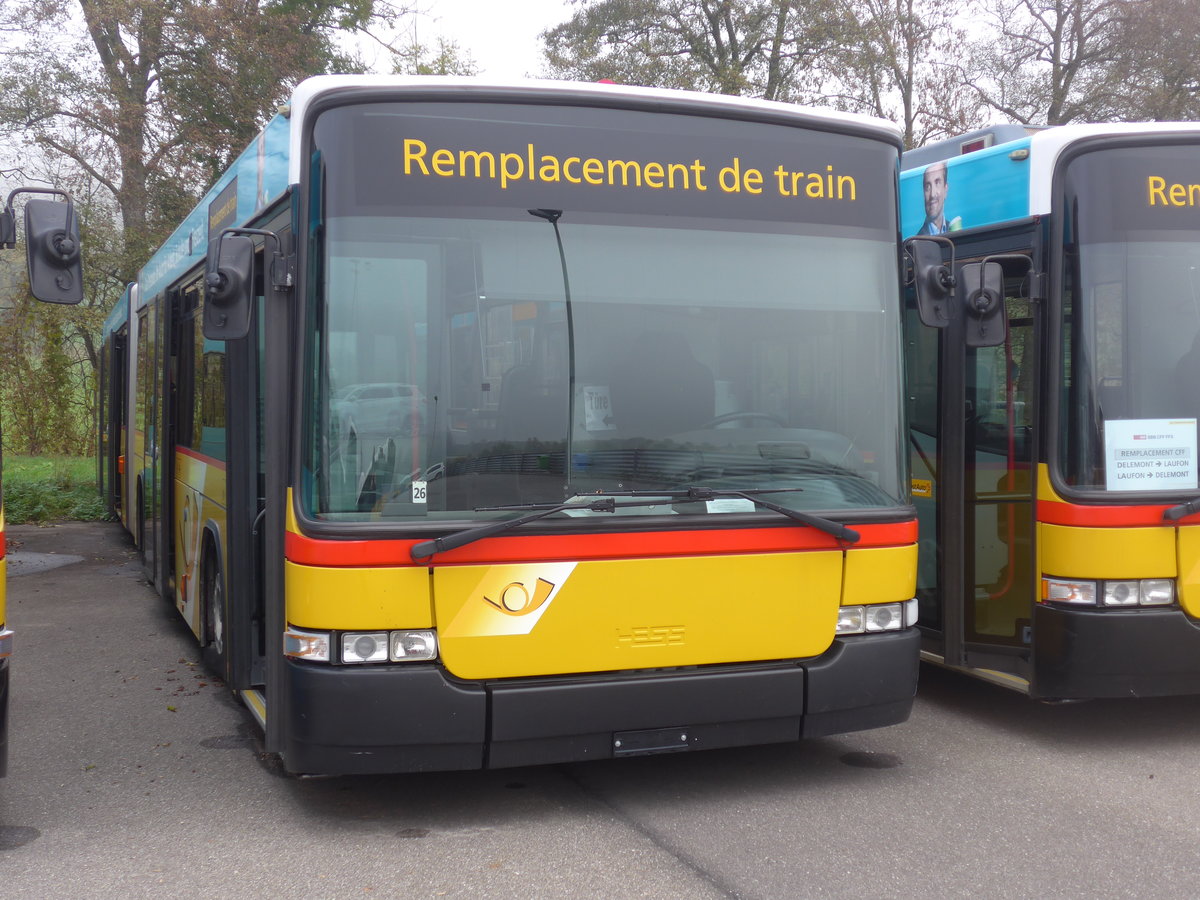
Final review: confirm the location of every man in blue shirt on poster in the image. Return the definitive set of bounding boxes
[918,160,950,235]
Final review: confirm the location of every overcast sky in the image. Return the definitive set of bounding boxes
[410,0,576,80]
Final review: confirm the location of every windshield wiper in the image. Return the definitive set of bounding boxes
[410,496,617,560]
[1164,498,1200,521]
[409,486,859,560]
[698,488,861,543]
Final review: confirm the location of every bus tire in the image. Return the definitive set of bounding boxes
[201,535,227,681]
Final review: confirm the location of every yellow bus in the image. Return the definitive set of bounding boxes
[101,76,920,775]
[902,123,1200,698]
[0,187,82,775]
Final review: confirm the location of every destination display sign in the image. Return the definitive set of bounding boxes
[1067,143,1200,242]
[208,176,238,239]
[1104,418,1198,492]
[310,101,896,233]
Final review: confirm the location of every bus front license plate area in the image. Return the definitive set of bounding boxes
[613,726,693,757]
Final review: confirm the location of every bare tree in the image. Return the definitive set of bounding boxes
[820,0,979,148]
[958,0,1125,126]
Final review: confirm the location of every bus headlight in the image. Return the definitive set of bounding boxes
[1139,580,1175,606]
[1045,577,1175,608]
[342,632,389,664]
[837,603,906,635]
[343,629,438,663]
[1102,581,1139,607]
[391,630,437,661]
[836,606,865,634]
[864,604,902,632]
[287,627,439,664]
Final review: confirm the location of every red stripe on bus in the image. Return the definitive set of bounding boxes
[1036,499,1195,527]
[175,446,228,471]
[285,519,918,568]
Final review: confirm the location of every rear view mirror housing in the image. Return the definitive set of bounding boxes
[906,236,955,327]
[204,232,255,340]
[1,189,83,305]
[962,254,1035,348]
[204,226,292,341]
[25,198,83,304]
[960,261,1006,348]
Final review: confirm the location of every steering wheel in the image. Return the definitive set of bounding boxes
[703,411,788,428]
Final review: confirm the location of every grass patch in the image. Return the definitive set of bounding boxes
[4,455,107,524]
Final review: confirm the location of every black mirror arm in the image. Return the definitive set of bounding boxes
[213,226,293,292]
[971,253,1035,319]
[1,187,74,251]
[905,234,957,279]
[978,254,1034,278]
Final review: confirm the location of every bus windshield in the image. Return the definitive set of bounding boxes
[1058,144,1200,495]
[301,101,904,524]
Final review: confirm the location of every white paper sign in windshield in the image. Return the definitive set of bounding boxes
[1104,418,1198,491]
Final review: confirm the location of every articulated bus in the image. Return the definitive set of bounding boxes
[99,76,921,775]
[901,122,1200,699]
[0,188,82,775]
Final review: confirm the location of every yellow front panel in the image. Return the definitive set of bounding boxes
[1174,526,1200,618]
[286,561,434,630]
[1039,523,1176,579]
[435,551,843,680]
[842,544,917,604]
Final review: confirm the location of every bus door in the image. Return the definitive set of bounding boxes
[166,285,189,602]
[136,303,163,581]
[909,251,1039,678]
[169,279,219,630]
[106,325,128,517]
[222,231,281,691]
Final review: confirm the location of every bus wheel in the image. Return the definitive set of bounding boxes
[201,540,227,679]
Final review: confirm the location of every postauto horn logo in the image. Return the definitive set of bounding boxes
[445,562,577,638]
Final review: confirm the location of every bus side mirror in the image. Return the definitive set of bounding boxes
[204,232,254,340]
[906,236,955,327]
[961,261,1006,348]
[24,198,83,304]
